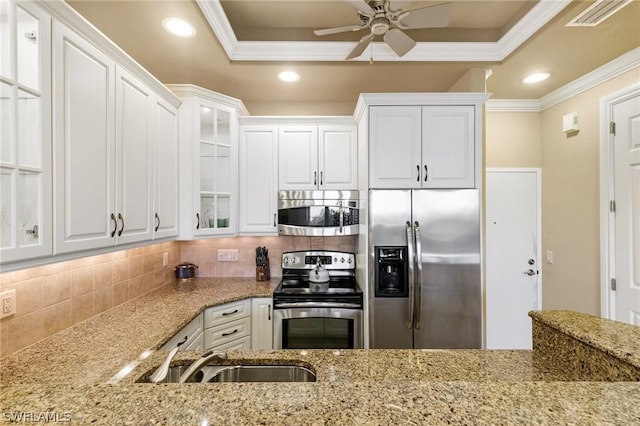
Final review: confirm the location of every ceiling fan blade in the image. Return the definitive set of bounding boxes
[314,25,366,36]
[344,0,375,16]
[398,2,453,29]
[346,33,374,60]
[388,1,411,13]
[383,28,416,57]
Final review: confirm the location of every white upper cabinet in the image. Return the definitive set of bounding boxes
[169,85,244,239]
[279,125,357,190]
[153,97,179,239]
[239,125,278,235]
[53,21,117,253]
[0,1,52,263]
[369,104,476,189]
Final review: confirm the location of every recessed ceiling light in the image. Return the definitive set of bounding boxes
[522,72,550,84]
[277,71,300,82]
[162,17,196,38]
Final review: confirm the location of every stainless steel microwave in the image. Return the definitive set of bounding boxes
[277,190,359,236]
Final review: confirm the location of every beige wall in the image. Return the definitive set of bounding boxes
[486,112,541,168]
[539,69,639,315]
[0,242,178,357]
[486,68,639,316]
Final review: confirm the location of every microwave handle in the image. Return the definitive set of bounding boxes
[339,201,344,233]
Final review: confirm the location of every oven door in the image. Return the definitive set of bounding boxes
[273,305,362,349]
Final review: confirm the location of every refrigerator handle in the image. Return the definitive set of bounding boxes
[414,221,423,330]
[405,221,415,330]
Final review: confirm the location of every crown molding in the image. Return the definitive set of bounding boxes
[196,0,571,62]
[239,116,355,126]
[165,84,249,116]
[487,47,640,112]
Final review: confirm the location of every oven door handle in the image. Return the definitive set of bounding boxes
[274,302,362,309]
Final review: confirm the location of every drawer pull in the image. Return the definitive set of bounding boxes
[222,329,239,337]
[222,309,239,316]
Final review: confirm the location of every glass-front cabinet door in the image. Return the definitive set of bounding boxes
[195,102,235,235]
[0,0,51,263]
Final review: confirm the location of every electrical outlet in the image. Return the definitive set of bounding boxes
[162,252,169,267]
[217,249,239,262]
[1,289,16,319]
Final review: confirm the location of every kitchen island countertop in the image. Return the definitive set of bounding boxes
[1,278,639,425]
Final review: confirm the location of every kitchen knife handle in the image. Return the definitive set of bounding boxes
[155,213,160,232]
[406,221,415,330]
[196,213,200,230]
[110,213,117,237]
[117,213,124,236]
[416,165,420,182]
[414,221,422,330]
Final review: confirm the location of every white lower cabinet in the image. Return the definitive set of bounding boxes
[160,313,204,351]
[251,297,273,350]
[203,299,251,351]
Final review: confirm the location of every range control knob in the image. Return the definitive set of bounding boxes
[340,257,345,263]
[347,257,353,263]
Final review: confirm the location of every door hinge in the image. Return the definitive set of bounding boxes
[609,121,616,135]
[611,278,617,291]
[610,200,616,213]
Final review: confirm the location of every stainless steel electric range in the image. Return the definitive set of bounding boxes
[273,250,363,349]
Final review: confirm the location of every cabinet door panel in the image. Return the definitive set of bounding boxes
[369,106,421,189]
[251,297,273,350]
[115,67,152,244]
[278,126,318,190]
[154,98,179,239]
[239,126,278,234]
[54,23,115,253]
[319,126,357,190]
[422,106,475,188]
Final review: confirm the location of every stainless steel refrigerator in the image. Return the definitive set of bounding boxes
[368,189,481,349]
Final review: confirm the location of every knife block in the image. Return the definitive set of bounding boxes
[256,259,270,282]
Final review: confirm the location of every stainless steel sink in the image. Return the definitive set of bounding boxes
[144,364,316,383]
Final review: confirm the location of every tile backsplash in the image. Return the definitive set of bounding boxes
[0,235,356,357]
[0,242,178,357]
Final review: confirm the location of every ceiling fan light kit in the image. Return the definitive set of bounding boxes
[315,0,453,60]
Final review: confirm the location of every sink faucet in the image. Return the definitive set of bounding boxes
[178,350,228,383]
[149,336,187,383]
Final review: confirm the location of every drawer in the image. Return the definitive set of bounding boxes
[160,313,203,351]
[203,316,251,349]
[204,299,251,329]
[207,335,251,352]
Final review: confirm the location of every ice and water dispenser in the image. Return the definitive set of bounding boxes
[374,247,408,297]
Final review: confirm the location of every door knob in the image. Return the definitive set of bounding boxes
[524,269,536,276]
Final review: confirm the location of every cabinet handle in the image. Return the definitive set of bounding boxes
[273,213,277,227]
[221,329,239,337]
[268,304,271,321]
[155,213,160,232]
[196,213,200,230]
[424,165,428,182]
[117,213,125,236]
[320,171,323,186]
[416,165,420,182]
[314,171,317,186]
[110,213,117,237]
[222,309,239,316]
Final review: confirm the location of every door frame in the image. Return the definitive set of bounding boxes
[599,82,640,320]
[485,167,543,346]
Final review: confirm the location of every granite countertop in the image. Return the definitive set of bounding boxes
[1,278,639,425]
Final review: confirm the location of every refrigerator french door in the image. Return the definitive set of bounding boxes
[368,189,481,349]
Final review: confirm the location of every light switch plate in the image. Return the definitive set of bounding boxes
[218,249,239,262]
[545,250,554,264]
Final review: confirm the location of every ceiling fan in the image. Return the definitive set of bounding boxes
[314,0,452,60]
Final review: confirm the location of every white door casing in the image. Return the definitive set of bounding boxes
[600,84,640,324]
[485,168,541,349]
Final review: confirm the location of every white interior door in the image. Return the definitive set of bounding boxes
[485,169,541,349]
[612,93,640,325]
